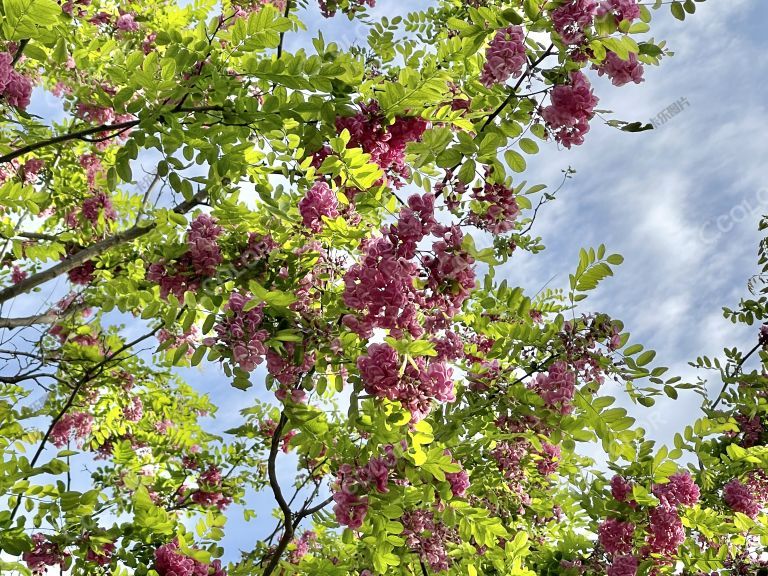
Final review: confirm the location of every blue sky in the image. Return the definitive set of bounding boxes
[6,0,768,569]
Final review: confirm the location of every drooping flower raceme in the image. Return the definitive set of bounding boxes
[50,412,94,448]
[480,26,527,87]
[723,478,761,518]
[596,52,644,87]
[653,471,700,508]
[541,71,599,148]
[607,555,638,576]
[299,180,339,232]
[0,51,34,110]
[204,292,269,372]
[598,518,635,555]
[532,361,576,414]
[550,0,598,45]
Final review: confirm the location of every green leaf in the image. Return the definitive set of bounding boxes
[504,150,526,173]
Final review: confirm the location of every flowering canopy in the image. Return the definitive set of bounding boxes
[2,0,767,575]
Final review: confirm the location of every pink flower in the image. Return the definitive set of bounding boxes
[0,52,33,110]
[533,361,576,413]
[598,0,640,23]
[50,412,94,447]
[299,180,339,232]
[186,214,222,276]
[611,474,634,503]
[607,555,637,576]
[646,504,684,555]
[115,13,139,31]
[598,517,635,555]
[480,26,527,87]
[595,51,644,87]
[123,396,143,422]
[541,71,599,148]
[536,442,561,476]
[23,533,68,573]
[653,471,700,507]
[446,469,470,497]
[469,182,520,233]
[11,264,27,284]
[551,0,598,45]
[154,540,227,576]
[723,478,760,518]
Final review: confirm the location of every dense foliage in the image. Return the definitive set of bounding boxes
[2,0,767,575]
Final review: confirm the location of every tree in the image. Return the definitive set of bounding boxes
[2,0,766,575]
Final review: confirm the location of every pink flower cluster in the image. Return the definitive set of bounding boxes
[423,224,476,317]
[85,542,116,566]
[481,26,527,87]
[611,474,635,504]
[81,191,118,225]
[723,478,761,518]
[598,0,641,23]
[186,214,223,276]
[446,468,470,498]
[11,264,27,284]
[289,531,317,564]
[532,360,576,414]
[23,533,68,574]
[551,0,598,45]
[123,396,143,422]
[191,466,232,510]
[596,52,644,87]
[299,180,339,232]
[402,509,454,572]
[653,471,700,507]
[115,12,139,31]
[335,101,428,185]
[646,504,684,555]
[469,182,520,234]
[357,343,454,421]
[607,555,638,576]
[536,442,561,476]
[333,448,396,529]
[80,154,103,188]
[599,518,635,555]
[50,411,94,447]
[154,540,226,576]
[0,52,33,109]
[541,71,599,148]
[67,260,96,285]
[204,292,269,372]
[266,343,316,386]
[21,158,45,183]
[147,214,222,300]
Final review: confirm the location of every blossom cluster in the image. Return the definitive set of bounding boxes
[541,71,599,148]
[23,533,69,574]
[50,411,94,448]
[203,292,269,372]
[191,466,232,510]
[299,180,339,232]
[531,360,577,414]
[333,448,396,529]
[469,181,520,234]
[335,101,428,185]
[481,26,527,87]
[147,214,223,300]
[0,51,33,109]
[154,540,226,576]
[357,343,454,421]
[402,508,457,572]
[596,52,645,87]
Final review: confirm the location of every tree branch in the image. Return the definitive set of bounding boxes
[0,189,208,305]
[262,412,294,576]
[0,312,59,329]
